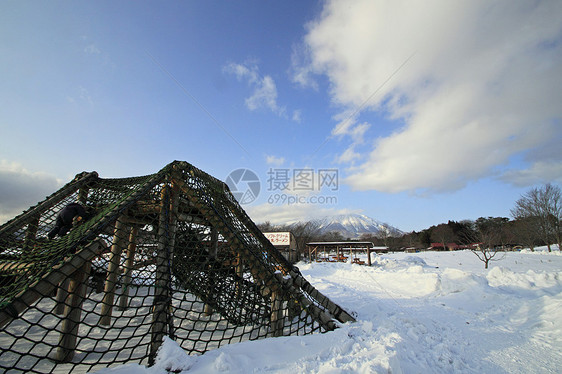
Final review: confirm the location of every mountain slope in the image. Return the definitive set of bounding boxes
[313,213,403,239]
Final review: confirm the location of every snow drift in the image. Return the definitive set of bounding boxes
[96,247,562,373]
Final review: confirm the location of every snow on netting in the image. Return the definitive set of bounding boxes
[0,161,354,373]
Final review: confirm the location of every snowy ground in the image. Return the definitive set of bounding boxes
[96,246,562,374]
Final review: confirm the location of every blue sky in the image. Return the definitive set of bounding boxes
[1,0,561,232]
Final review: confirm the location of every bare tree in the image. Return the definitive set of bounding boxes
[319,231,344,241]
[431,224,455,250]
[511,183,562,252]
[288,220,322,257]
[399,231,422,250]
[375,229,392,248]
[465,217,508,269]
[257,221,277,232]
[472,243,502,269]
[511,216,540,251]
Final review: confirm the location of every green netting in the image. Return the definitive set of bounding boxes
[0,161,354,373]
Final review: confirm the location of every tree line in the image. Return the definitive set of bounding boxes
[258,183,562,254]
[400,183,562,253]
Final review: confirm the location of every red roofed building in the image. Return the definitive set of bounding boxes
[430,242,460,251]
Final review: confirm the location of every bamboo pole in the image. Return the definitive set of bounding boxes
[99,217,128,326]
[118,226,138,311]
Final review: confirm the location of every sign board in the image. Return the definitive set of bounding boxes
[264,232,291,246]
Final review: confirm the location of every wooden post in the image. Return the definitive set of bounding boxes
[204,226,219,315]
[235,253,243,298]
[270,290,284,337]
[77,185,89,204]
[54,186,90,314]
[55,279,71,315]
[0,240,103,330]
[149,180,179,366]
[367,247,372,266]
[23,215,40,251]
[56,261,91,362]
[288,268,356,324]
[53,184,92,315]
[99,216,128,325]
[118,226,138,311]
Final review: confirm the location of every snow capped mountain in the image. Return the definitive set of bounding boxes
[314,213,403,239]
[264,213,403,239]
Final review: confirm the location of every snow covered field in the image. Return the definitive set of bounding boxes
[96,247,562,374]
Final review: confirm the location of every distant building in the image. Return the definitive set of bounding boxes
[263,232,300,263]
[429,242,480,251]
[430,243,459,251]
[305,241,389,266]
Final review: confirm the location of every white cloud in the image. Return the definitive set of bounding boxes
[331,116,370,164]
[299,0,562,193]
[224,61,299,120]
[334,120,370,146]
[331,115,357,138]
[245,75,286,116]
[292,109,302,123]
[84,44,101,55]
[266,155,285,166]
[224,61,259,83]
[246,202,358,226]
[336,145,360,164]
[501,161,562,187]
[67,86,94,106]
[0,161,62,223]
[290,43,318,90]
[79,86,94,106]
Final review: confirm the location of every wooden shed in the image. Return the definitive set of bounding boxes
[306,241,388,266]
